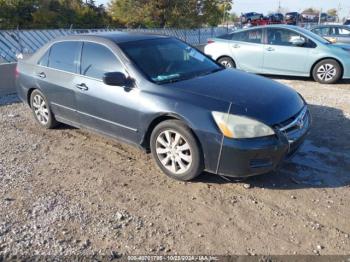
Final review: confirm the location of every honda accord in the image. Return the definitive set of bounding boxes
[16,33,311,181]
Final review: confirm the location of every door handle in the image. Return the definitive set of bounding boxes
[36,72,46,78]
[266,47,275,51]
[76,83,89,91]
[233,44,240,48]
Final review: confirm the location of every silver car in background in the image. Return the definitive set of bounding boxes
[311,25,350,44]
[205,25,350,84]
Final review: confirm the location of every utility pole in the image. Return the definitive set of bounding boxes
[278,0,281,13]
[318,8,322,25]
[337,2,342,22]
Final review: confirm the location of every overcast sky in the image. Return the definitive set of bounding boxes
[95,0,350,19]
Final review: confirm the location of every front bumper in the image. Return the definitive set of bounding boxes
[216,107,311,177]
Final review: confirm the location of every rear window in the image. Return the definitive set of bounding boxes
[48,42,81,73]
[232,29,263,44]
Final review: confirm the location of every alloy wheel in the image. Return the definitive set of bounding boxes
[155,130,192,175]
[32,94,49,125]
[220,60,233,68]
[317,64,337,82]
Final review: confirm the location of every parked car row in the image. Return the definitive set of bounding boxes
[16,31,311,181]
[205,25,350,84]
[241,11,338,26]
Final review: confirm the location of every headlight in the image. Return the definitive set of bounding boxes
[212,112,275,139]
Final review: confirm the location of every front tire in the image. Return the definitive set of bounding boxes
[150,120,204,181]
[312,59,342,84]
[218,57,236,68]
[30,89,58,129]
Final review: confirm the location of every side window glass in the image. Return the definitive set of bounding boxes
[329,27,337,36]
[232,29,262,44]
[320,27,330,35]
[218,33,233,40]
[81,42,123,80]
[38,50,50,67]
[339,28,350,35]
[267,29,307,47]
[48,42,81,73]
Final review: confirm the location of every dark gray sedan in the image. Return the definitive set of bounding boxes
[16,33,310,181]
[311,25,350,44]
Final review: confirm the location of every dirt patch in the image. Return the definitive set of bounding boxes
[0,78,349,256]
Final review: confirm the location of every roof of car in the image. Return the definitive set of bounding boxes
[52,31,168,44]
[311,24,349,29]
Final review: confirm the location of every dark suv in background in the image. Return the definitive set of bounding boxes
[241,12,263,24]
[267,13,284,23]
[285,12,300,25]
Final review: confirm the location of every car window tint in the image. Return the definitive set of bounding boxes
[232,29,262,44]
[267,28,311,47]
[313,27,329,35]
[48,42,81,73]
[218,33,233,40]
[339,28,350,35]
[38,50,50,67]
[329,27,338,35]
[81,42,123,80]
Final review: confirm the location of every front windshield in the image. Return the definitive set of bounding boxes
[118,38,222,84]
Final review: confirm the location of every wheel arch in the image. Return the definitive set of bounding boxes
[310,57,344,78]
[141,113,200,152]
[27,88,38,106]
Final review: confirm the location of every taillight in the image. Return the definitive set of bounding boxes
[207,39,215,44]
[15,65,19,78]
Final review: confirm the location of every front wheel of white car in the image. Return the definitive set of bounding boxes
[312,59,342,84]
[218,57,236,69]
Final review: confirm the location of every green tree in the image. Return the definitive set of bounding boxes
[327,8,337,17]
[0,0,111,29]
[108,0,232,28]
[302,8,319,15]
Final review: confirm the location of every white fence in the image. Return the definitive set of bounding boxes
[0,27,231,63]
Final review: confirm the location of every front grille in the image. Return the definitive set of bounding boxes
[275,107,308,135]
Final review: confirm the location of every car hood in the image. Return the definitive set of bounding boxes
[332,42,350,49]
[166,69,305,126]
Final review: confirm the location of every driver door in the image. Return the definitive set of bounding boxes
[74,42,140,143]
[263,28,309,76]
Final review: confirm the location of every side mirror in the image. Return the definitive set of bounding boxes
[290,36,305,46]
[103,72,127,86]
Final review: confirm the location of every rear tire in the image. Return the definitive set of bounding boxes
[312,59,342,84]
[150,120,204,181]
[30,89,58,129]
[218,57,236,69]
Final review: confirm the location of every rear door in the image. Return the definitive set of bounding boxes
[228,28,264,73]
[263,28,312,76]
[36,41,81,123]
[74,42,140,143]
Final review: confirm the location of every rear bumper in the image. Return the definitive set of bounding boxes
[215,108,311,178]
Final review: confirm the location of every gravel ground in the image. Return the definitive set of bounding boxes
[0,77,349,258]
